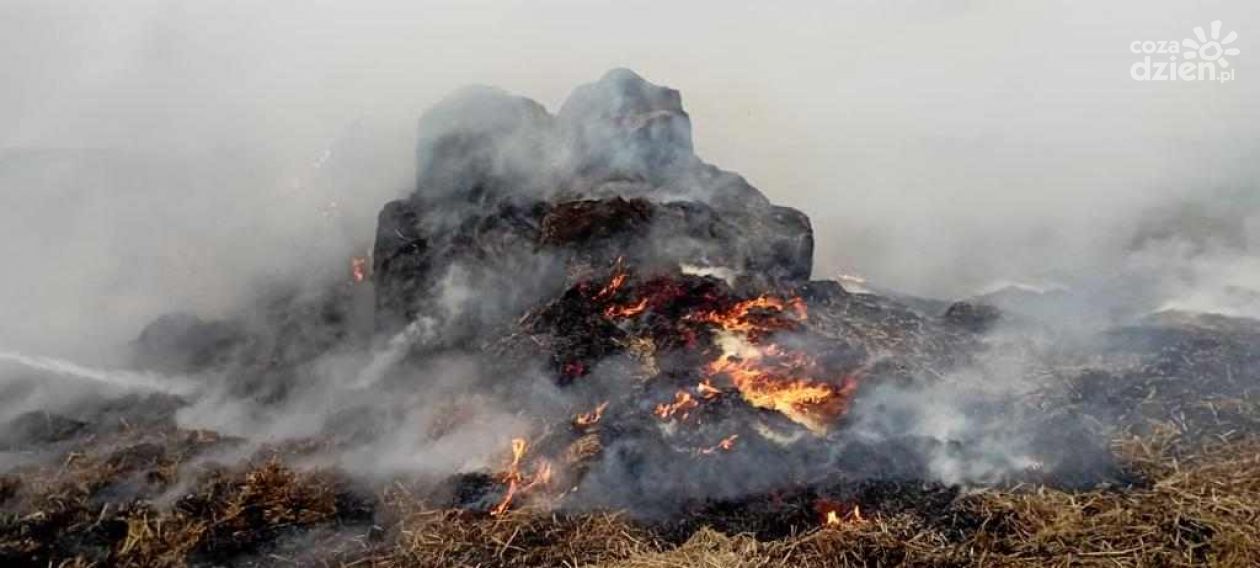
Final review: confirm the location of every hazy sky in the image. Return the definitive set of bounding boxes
[1,0,1257,360]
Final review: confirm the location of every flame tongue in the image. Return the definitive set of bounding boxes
[574,265,863,440]
[604,297,649,319]
[689,293,857,435]
[685,295,808,340]
[697,434,739,455]
[707,332,857,435]
[697,379,722,399]
[593,271,627,302]
[573,401,609,427]
[488,266,867,517]
[490,437,553,516]
[816,499,865,526]
[654,390,699,420]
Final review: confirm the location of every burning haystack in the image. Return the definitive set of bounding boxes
[362,68,996,514]
[3,69,1260,567]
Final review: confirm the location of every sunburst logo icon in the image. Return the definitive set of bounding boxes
[1183,20,1240,68]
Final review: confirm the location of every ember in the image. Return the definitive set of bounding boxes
[350,256,369,283]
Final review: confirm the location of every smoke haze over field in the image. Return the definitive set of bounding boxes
[1,0,1258,362]
[3,4,1260,541]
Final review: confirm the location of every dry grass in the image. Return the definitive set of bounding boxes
[341,435,1260,568]
[3,414,1259,567]
[354,508,655,567]
[1,440,365,568]
[947,441,1260,567]
[113,460,354,567]
[3,433,1259,567]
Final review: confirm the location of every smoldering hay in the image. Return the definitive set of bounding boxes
[3,69,1258,530]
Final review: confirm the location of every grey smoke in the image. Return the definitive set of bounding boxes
[3,1,1257,363]
[0,0,1257,506]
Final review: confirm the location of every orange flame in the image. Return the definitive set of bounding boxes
[574,401,609,427]
[589,267,860,435]
[698,434,739,455]
[603,297,648,319]
[697,379,722,399]
[685,295,807,338]
[654,390,699,421]
[697,296,857,434]
[816,499,864,526]
[350,256,369,283]
[707,349,857,434]
[592,257,629,302]
[490,437,553,516]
